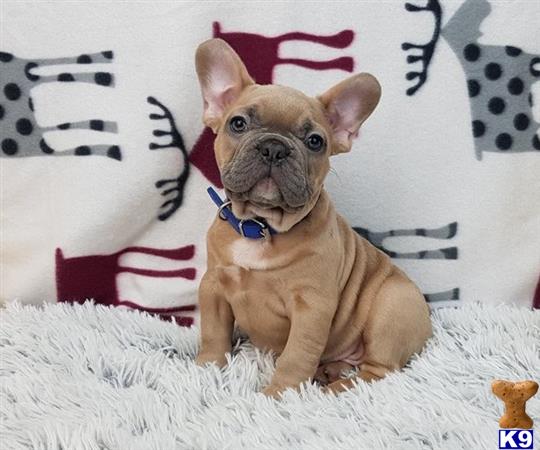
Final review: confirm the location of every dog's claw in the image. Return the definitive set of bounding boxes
[262,384,284,399]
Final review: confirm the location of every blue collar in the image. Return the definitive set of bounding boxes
[207,187,277,240]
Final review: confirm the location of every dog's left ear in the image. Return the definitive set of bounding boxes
[318,73,381,154]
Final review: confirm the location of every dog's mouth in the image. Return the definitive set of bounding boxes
[224,172,317,231]
[223,172,307,210]
[224,164,312,210]
[246,177,283,206]
[226,179,293,216]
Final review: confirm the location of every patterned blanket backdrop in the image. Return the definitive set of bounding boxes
[1,0,539,326]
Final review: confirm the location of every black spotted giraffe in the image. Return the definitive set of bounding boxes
[403,0,540,159]
[0,50,121,160]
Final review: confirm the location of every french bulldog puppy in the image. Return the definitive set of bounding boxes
[195,38,432,397]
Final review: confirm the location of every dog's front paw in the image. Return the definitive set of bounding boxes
[262,381,301,399]
[262,384,285,399]
[195,351,228,368]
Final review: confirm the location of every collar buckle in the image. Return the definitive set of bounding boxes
[239,218,270,240]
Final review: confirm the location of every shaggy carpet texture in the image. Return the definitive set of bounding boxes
[1,302,539,450]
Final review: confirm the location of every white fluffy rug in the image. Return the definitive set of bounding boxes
[1,302,539,450]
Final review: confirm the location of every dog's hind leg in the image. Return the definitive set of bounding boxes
[314,361,354,385]
[325,271,432,394]
[323,364,389,393]
[325,364,397,394]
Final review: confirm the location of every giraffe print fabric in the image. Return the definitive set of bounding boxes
[1,0,539,320]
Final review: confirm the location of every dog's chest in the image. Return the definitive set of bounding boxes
[229,238,274,270]
[223,238,290,353]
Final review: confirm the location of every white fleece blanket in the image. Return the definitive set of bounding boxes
[0,301,539,449]
[1,1,540,322]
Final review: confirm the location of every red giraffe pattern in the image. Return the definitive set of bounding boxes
[56,245,197,326]
[189,22,355,187]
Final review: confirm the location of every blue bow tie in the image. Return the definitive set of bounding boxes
[207,187,277,240]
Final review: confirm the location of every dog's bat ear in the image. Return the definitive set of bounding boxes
[195,38,255,132]
[318,73,381,155]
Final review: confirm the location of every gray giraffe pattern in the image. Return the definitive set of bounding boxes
[403,0,540,159]
[354,221,458,260]
[423,288,459,303]
[354,222,459,302]
[0,50,121,160]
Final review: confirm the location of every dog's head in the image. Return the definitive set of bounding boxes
[195,38,381,231]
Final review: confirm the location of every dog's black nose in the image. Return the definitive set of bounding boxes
[258,139,291,164]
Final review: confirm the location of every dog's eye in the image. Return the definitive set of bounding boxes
[229,116,248,133]
[305,133,324,151]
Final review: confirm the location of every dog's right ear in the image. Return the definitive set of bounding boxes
[195,39,254,132]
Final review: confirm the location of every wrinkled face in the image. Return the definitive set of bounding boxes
[195,38,381,228]
[216,85,331,213]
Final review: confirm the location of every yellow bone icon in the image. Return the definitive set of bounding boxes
[492,380,539,429]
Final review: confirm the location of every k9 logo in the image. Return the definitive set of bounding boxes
[499,430,534,449]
